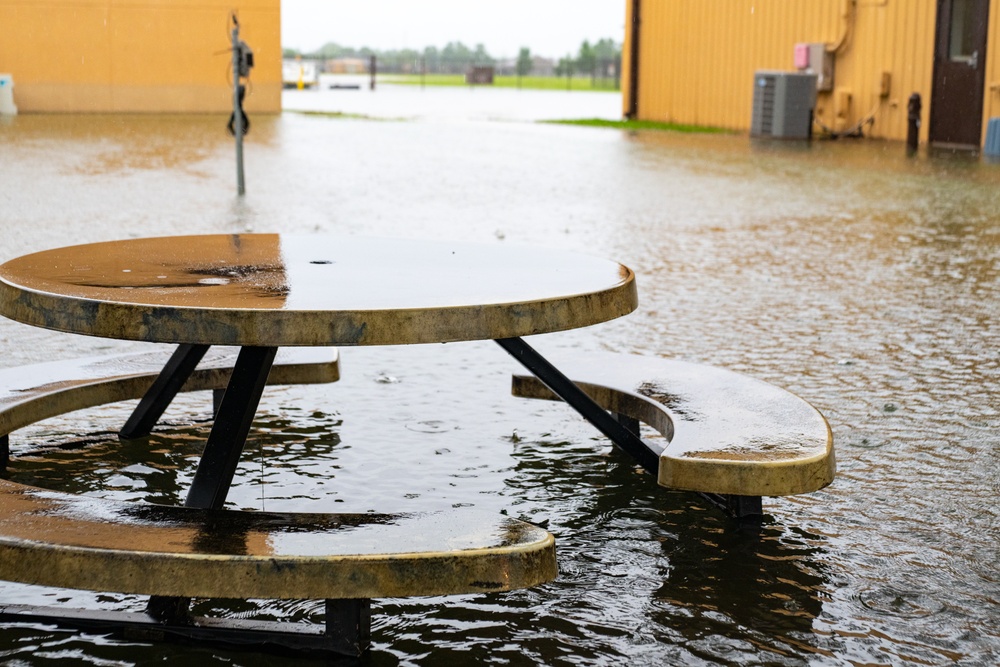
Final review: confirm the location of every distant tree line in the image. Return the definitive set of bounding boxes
[283,38,622,85]
[558,38,621,82]
[284,41,495,74]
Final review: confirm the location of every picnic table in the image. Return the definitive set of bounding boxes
[0,233,833,656]
[0,234,639,503]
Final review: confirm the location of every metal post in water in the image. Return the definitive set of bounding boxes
[626,0,642,118]
[370,55,377,91]
[232,18,245,195]
[906,93,921,156]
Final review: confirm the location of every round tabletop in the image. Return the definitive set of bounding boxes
[0,234,637,346]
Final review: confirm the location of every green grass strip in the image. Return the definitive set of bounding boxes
[284,109,401,121]
[542,118,732,134]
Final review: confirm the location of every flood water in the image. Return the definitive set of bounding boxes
[0,85,997,665]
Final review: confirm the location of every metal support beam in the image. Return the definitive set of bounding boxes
[325,599,372,656]
[0,604,370,658]
[120,344,210,440]
[496,337,660,474]
[697,493,763,519]
[186,346,276,510]
[615,412,641,438]
[498,339,763,521]
[213,388,226,416]
[149,346,277,625]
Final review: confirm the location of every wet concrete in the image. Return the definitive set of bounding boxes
[0,86,997,665]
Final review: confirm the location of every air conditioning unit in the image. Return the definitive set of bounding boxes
[751,71,817,139]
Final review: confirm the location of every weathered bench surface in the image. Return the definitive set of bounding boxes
[0,478,556,599]
[513,353,834,497]
[0,346,556,604]
[0,346,339,439]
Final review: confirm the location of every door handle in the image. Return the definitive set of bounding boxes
[970,50,979,69]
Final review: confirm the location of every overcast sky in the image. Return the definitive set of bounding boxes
[281,1,626,58]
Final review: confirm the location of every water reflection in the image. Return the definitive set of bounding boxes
[8,398,345,509]
[650,520,829,663]
[502,434,833,664]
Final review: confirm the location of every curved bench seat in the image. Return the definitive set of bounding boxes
[0,346,555,600]
[0,346,340,441]
[0,478,555,600]
[512,353,834,498]
[0,347,556,656]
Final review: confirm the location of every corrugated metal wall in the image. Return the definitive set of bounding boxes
[986,1,1000,137]
[623,0,997,144]
[0,0,281,113]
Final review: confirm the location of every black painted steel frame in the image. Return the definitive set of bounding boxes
[496,337,763,519]
[120,343,372,657]
[0,603,371,658]
[496,337,661,473]
[184,346,277,510]
[119,344,210,439]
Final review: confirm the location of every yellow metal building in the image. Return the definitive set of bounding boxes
[623,0,1000,149]
[0,0,281,113]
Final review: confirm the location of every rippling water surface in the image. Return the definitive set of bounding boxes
[0,86,997,665]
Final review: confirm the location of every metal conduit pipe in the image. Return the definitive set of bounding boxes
[829,0,857,55]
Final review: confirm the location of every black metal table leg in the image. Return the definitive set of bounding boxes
[181,347,371,652]
[496,337,661,474]
[703,493,763,519]
[185,346,277,510]
[120,344,210,439]
[325,599,372,656]
[148,346,277,625]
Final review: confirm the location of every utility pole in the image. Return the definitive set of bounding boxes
[231,17,245,195]
[229,15,253,195]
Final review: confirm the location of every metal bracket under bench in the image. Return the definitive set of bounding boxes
[507,348,835,519]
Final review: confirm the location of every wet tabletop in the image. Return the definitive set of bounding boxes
[0,234,637,346]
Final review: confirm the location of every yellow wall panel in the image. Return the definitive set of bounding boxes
[0,0,280,113]
[986,0,1000,135]
[623,0,997,145]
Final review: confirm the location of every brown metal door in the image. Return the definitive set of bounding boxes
[929,0,990,148]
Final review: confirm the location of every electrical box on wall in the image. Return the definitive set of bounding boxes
[751,71,818,139]
[794,43,834,92]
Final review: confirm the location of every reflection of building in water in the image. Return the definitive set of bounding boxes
[0,1,280,113]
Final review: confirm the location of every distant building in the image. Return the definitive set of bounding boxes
[495,58,517,77]
[531,57,555,77]
[0,0,281,113]
[326,58,368,74]
[466,66,495,85]
[283,59,318,88]
[495,56,555,77]
[623,0,1000,149]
